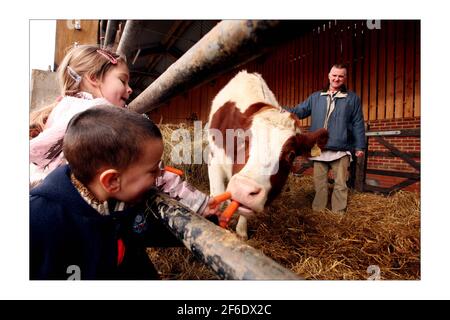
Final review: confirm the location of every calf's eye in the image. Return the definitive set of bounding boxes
[286,151,296,163]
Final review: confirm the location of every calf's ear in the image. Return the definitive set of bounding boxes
[295,128,329,156]
[314,128,329,149]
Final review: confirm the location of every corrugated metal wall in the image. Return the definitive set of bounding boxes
[147,20,420,126]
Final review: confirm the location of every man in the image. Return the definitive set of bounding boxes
[289,64,365,213]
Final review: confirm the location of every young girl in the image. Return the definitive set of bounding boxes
[29,45,217,217]
[30,45,133,186]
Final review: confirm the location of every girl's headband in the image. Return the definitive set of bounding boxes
[96,49,118,65]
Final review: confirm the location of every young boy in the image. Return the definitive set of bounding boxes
[30,105,216,280]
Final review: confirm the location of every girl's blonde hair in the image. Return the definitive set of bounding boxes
[30,45,127,138]
[58,44,126,96]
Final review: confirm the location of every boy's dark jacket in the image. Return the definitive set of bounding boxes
[30,165,180,280]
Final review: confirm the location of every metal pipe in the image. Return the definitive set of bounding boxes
[104,20,120,48]
[128,20,303,114]
[116,20,148,61]
[99,20,105,48]
[148,192,302,280]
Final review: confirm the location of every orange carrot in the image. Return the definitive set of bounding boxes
[211,192,232,205]
[219,201,239,228]
[164,166,184,176]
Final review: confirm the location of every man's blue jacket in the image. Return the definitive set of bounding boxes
[290,90,366,151]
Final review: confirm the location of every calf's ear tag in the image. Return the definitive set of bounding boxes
[311,143,321,157]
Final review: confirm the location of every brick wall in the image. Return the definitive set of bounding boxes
[366,117,420,193]
[367,138,419,173]
[299,117,421,193]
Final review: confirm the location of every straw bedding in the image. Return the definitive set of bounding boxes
[147,125,420,280]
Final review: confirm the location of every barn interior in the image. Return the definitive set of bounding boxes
[30,19,420,280]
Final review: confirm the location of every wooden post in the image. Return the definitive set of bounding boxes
[354,151,367,192]
[353,123,369,192]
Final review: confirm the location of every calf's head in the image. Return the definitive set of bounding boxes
[210,102,328,214]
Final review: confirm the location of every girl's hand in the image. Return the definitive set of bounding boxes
[201,198,221,217]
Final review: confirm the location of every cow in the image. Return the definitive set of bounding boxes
[207,70,328,240]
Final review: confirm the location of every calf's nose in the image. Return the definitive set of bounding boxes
[227,175,266,212]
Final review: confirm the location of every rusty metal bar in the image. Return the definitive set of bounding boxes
[104,20,120,48]
[128,20,306,114]
[365,130,401,136]
[148,192,302,280]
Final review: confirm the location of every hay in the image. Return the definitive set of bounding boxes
[159,124,210,193]
[247,175,420,280]
[147,247,218,280]
[151,125,420,280]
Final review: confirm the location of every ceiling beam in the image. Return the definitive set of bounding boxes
[128,20,315,114]
[133,21,194,92]
[145,20,194,72]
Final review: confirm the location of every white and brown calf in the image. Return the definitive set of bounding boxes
[207,70,328,239]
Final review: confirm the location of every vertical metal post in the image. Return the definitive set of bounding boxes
[104,20,120,48]
[117,20,148,61]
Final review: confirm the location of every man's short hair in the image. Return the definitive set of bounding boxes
[63,105,162,185]
[331,63,349,72]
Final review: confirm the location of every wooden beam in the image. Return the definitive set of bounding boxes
[394,21,405,119]
[389,178,418,192]
[354,151,367,192]
[353,124,369,192]
[414,21,421,117]
[366,169,420,179]
[133,21,193,90]
[145,21,193,72]
[368,151,420,158]
[374,136,420,171]
[365,178,418,194]
[139,43,167,56]
[385,21,395,119]
[167,47,184,59]
[398,129,420,137]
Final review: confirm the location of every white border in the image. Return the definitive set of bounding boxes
[1,0,449,300]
